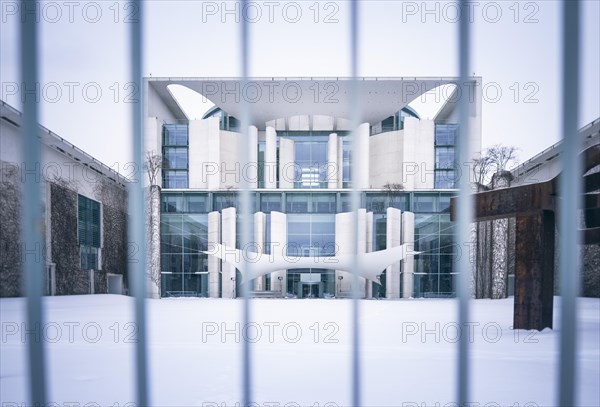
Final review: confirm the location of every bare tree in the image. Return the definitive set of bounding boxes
[145,151,162,186]
[383,182,404,207]
[471,145,519,299]
[145,151,162,298]
[472,154,493,190]
[487,144,519,173]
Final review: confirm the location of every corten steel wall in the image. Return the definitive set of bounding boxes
[14,1,585,407]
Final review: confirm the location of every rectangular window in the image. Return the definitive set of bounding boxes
[162,124,189,188]
[260,193,282,213]
[161,194,184,213]
[163,147,188,170]
[163,124,188,145]
[286,193,310,213]
[435,124,458,189]
[311,194,336,213]
[78,195,101,270]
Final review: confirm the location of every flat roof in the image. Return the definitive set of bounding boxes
[147,77,481,126]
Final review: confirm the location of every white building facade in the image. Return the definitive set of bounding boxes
[145,78,482,299]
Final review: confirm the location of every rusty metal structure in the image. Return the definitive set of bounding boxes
[452,139,600,331]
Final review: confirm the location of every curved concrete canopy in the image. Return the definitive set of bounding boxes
[147,77,481,127]
[204,243,420,284]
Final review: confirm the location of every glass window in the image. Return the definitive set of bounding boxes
[78,195,101,270]
[342,141,352,188]
[366,194,387,213]
[163,147,188,170]
[435,124,458,145]
[413,194,436,212]
[163,124,188,146]
[435,170,456,189]
[163,170,188,189]
[312,194,336,213]
[340,193,352,212]
[257,142,266,188]
[260,194,281,213]
[439,195,452,212]
[294,141,328,188]
[286,194,309,213]
[214,193,238,211]
[435,147,455,169]
[186,194,208,213]
[161,194,183,213]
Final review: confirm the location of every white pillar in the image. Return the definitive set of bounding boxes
[254,212,266,291]
[279,137,295,189]
[402,211,415,298]
[337,136,344,188]
[270,211,287,296]
[248,126,258,189]
[365,211,374,299]
[189,117,221,189]
[265,126,277,189]
[327,133,339,188]
[221,207,237,298]
[386,207,402,299]
[335,209,367,297]
[355,123,370,189]
[208,211,221,298]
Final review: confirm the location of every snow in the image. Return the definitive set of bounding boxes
[1,295,599,407]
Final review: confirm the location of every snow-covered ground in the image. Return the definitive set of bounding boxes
[1,295,598,407]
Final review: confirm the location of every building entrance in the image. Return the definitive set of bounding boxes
[287,269,335,298]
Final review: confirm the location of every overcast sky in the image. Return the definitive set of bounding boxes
[1,0,598,170]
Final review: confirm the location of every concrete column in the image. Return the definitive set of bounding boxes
[337,137,344,188]
[402,211,415,298]
[270,211,287,296]
[366,211,374,299]
[208,211,221,298]
[355,123,370,189]
[335,209,367,297]
[221,207,237,298]
[327,133,339,188]
[386,207,402,299]
[265,126,277,189]
[254,212,266,291]
[402,117,434,190]
[279,137,295,189]
[190,117,221,189]
[248,126,258,189]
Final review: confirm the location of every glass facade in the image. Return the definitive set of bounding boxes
[158,119,461,298]
[78,194,100,270]
[159,191,457,298]
[162,124,189,189]
[160,213,209,297]
[434,124,458,189]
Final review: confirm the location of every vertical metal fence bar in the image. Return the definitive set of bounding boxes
[20,0,47,405]
[558,1,581,406]
[349,1,362,406]
[239,0,253,405]
[456,0,473,405]
[128,1,149,405]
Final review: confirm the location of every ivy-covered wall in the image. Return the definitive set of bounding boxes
[50,182,89,295]
[95,178,128,293]
[0,162,22,297]
[101,204,128,291]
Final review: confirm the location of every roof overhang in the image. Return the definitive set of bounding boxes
[147,77,480,126]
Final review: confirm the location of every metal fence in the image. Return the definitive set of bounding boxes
[18,0,581,406]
